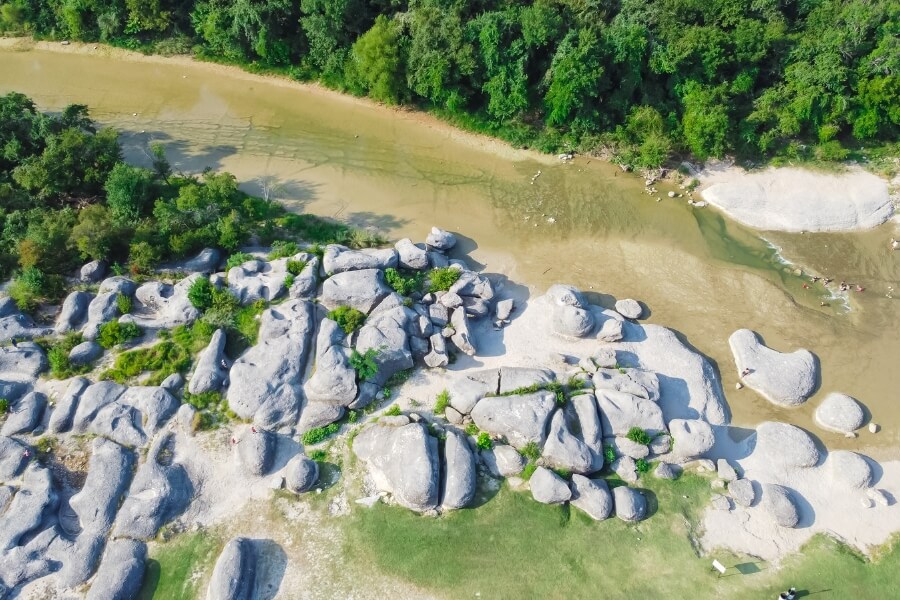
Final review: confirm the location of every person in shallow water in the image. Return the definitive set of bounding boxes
[741,368,752,377]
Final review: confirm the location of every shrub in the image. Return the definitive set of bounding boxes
[302,423,340,445]
[349,348,379,381]
[268,240,300,260]
[626,427,652,445]
[185,391,221,411]
[384,404,402,417]
[116,293,132,314]
[385,369,412,388]
[7,267,64,311]
[286,259,307,275]
[434,390,451,415]
[464,423,479,436]
[520,442,540,462]
[635,458,651,474]
[384,268,423,296]
[309,449,328,462]
[554,468,572,479]
[328,306,367,334]
[428,267,461,292]
[347,409,359,423]
[226,252,255,270]
[0,398,8,414]
[603,444,617,464]
[284,273,295,289]
[188,277,214,311]
[97,321,142,348]
[476,432,493,450]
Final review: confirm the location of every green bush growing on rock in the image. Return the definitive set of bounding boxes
[286,259,307,275]
[603,444,617,464]
[476,432,493,450]
[302,423,340,445]
[102,322,211,383]
[434,390,451,415]
[114,292,132,314]
[328,306,367,334]
[309,449,328,462]
[41,332,91,379]
[225,252,255,270]
[97,321,142,349]
[546,381,566,405]
[384,405,402,417]
[268,240,300,260]
[7,267,65,312]
[521,463,537,480]
[35,436,57,457]
[349,348,379,381]
[188,277,214,311]
[0,399,8,415]
[428,267,461,293]
[521,442,540,462]
[464,423,479,436]
[347,410,359,423]
[384,268,423,296]
[626,427,652,446]
[636,458,651,475]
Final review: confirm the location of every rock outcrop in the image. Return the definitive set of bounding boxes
[85,539,147,600]
[613,486,647,522]
[729,329,817,407]
[814,393,865,434]
[188,329,229,395]
[208,537,256,600]
[470,391,556,450]
[530,467,571,504]
[441,429,476,510]
[569,475,613,520]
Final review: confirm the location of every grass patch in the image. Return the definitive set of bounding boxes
[427,267,461,293]
[225,252,255,270]
[383,405,402,417]
[100,322,213,385]
[267,240,300,260]
[137,531,222,600]
[97,320,142,349]
[38,332,93,379]
[286,259,307,275]
[0,398,8,414]
[275,213,386,248]
[434,390,450,415]
[476,432,493,450]
[328,306,366,334]
[626,427,652,446]
[384,268,423,296]
[302,423,340,446]
[116,293,133,314]
[520,442,540,462]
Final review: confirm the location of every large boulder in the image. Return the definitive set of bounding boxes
[542,410,593,474]
[352,422,439,512]
[814,393,865,434]
[181,247,221,274]
[304,318,357,405]
[285,454,319,494]
[425,227,456,251]
[448,369,499,415]
[80,260,106,283]
[760,484,800,528]
[68,341,103,366]
[530,467,571,504]
[98,276,136,296]
[235,427,276,476]
[470,391,556,450]
[85,539,146,600]
[441,429,476,510]
[289,255,320,300]
[81,292,120,340]
[0,465,57,551]
[546,285,588,308]
[297,402,344,433]
[595,389,665,437]
[55,291,92,333]
[728,478,755,507]
[728,329,817,407]
[207,537,255,600]
[498,367,554,394]
[668,419,715,460]
[69,438,133,534]
[0,436,29,481]
[752,422,819,469]
[48,377,89,434]
[593,369,660,403]
[552,305,595,338]
[0,312,52,343]
[481,445,526,478]
[449,306,476,356]
[227,300,315,427]
[71,381,127,432]
[355,306,415,386]
[395,239,429,270]
[188,329,228,395]
[121,276,201,329]
[827,450,873,490]
[567,393,604,471]
[323,245,398,274]
[1,392,46,436]
[114,433,192,540]
[449,271,494,301]
[569,475,613,520]
[0,342,46,379]
[613,486,647,522]
[227,259,290,305]
[320,269,392,314]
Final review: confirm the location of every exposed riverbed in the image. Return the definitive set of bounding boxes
[1,40,898,457]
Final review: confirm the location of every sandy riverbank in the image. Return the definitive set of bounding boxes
[697,161,896,232]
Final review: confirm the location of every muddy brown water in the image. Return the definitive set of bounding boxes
[2,44,898,457]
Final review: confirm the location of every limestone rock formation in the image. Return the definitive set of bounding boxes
[189,329,229,395]
[481,445,526,478]
[426,227,456,250]
[569,475,613,520]
[228,259,290,305]
[441,429,476,510]
[542,410,594,474]
[614,298,643,319]
[208,537,256,600]
[613,486,647,521]
[668,419,715,461]
[55,291,92,333]
[728,329,817,407]
[85,539,147,600]
[760,484,799,528]
[753,422,819,469]
[530,467,571,504]
[814,393,865,434]
[285,454,319,494]
[595,389,665,437]
[827,450,873,490]
[470,391,556,450]
[320,269,392,314]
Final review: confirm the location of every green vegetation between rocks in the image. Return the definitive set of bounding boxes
[96,320,142,349]
[183,391,235,431]
[433,390,451,415]
[349,348,379,381]
[302,423,340,446]
[138,530,222,600]
[626,427,652,446]
[100,322,213,384]
[427,267,461,293]
[40,332,93,378]
[327,305,366,334]
[384,267,423,296]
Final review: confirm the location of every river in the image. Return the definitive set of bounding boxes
[2,41,898,457]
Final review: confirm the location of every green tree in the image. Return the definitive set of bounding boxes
[105,163,155,223]
[544,28,604,127]
[346,15,406,104]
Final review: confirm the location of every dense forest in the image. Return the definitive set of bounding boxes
[0,92,379,308]
[1,0,897,168]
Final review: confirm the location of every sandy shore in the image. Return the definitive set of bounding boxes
[697,161,895,232]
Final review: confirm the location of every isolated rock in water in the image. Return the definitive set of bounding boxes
[441,429,476,510]
[613,486,647,521]
[482,445,526,478]
[593,368,660,403]
[546,284,589,308]
[426,227,456,251]
[320,269,392,314]
[227,299,314,427]
[552,305,595,338]
[568,393,604,471]
[181,247,221,273]
[208,537,256,600]
[654,462,681,480]
[228,259,290,305]
[0,436,29,481]
[55,291,92,334]
[449,307,476,356]
[297,402,344,433]
[68,341,103,366]
[189,329,228,395]
[0,465,57,551]
[323,244,398,274]
[98,276,136,296]
[48,378,89,434]
[498,367,555,394]
[114,434,192,540]
[0,342,47,379]
[448,369,499,415]
[827,450,873,490]
[595,390,665,437]
[0,312,53,343]
[356,306,415,386]
[290,255,320,299]
[728,329,817,407]
[81,292,120,340]
[470,391,556,450]
[304,318,357,405]
[814,393,865,434]
[1,392,46,436]
[85,539,146,600]
[614,299,643,319]
[753,422,819,469]
[285,454,319,494]
[353,422,439,512]
[236,427,276,476]
[121,276,202,329]
[570,475,613,520]
[69,437,133,534]
[80,260,106,282]
[668,419,715,460]
[542,410,593,474]
[760,484,800,528]
[728,478,755,507]
[530,467,571,504]
[395,238,429,270]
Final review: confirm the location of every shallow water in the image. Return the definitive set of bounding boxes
[2,45,898,456]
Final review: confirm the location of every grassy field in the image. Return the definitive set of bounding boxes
[137,530,223,600]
